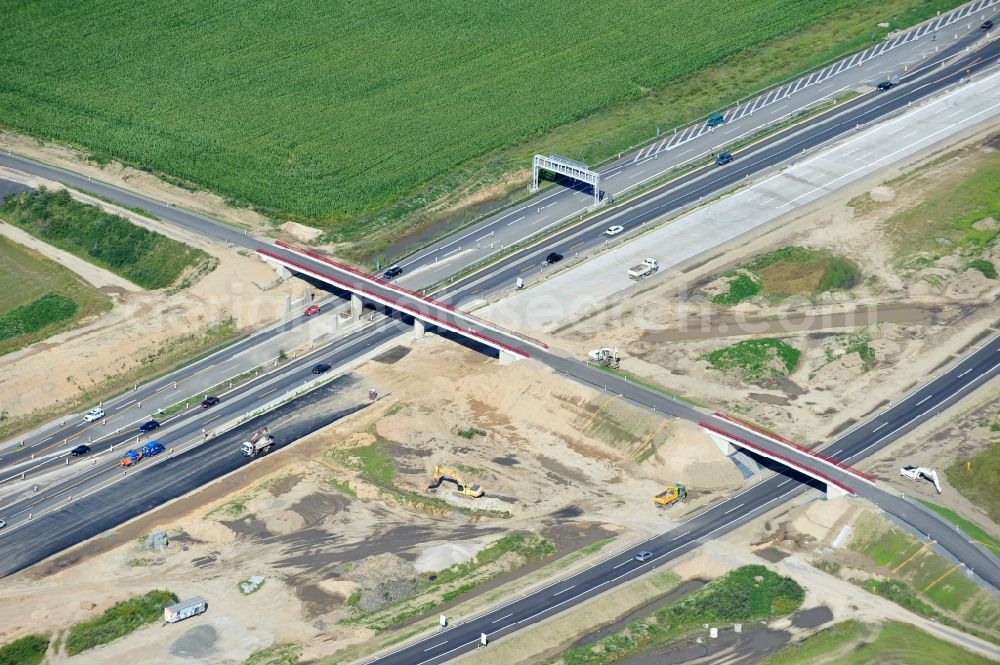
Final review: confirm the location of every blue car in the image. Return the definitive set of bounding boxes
[139,419,160,433]
[715,152,733,166]
[141,441,165,457]
[706,113,725,127]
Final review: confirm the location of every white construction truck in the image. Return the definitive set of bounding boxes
[900,465,942,493]
[587,347,620,368]
[241,426,275,457]
[628,258,659,280]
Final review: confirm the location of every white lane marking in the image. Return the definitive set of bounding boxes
[553,584,576,596]
[872,422,888,432]
[506,215,525,226]
[613,559,631,569]
[605,172,620,179]
[916,394,933,406]
[117,400,135,410]
[674,531,691,539]
[723,503,744,515]
[492,613,513,623]
[958,368,972,377]
[423,640,448,652]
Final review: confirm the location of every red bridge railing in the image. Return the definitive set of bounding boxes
[699,421,856,496]
[258,248,530,359]
[713,413,876,484]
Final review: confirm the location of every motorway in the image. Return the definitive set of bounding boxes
[0,1,995,650]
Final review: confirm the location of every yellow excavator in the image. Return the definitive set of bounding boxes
[653,483,687,509]
[428,465,485,498]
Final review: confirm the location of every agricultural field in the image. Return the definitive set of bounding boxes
[0,0,964,248]
[1,189,213,290]
[0,234,111,356]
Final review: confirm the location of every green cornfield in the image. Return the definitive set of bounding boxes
[0,1,956,237]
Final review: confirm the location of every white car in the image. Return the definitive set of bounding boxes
[604,225,624,236]
[83,407,105,422]
[0,519,6,529]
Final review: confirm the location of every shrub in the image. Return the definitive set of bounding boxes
[1,189,211,290]
[966,258,997,279]
[65,589,178,655]
[0,633,49,665]
[0,292,78,343]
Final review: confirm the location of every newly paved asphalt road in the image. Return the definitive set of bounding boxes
[368,334,1000,665]
[0,375,373,576]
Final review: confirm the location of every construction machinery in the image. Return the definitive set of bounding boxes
[653,483,687,509]
[428,465,485,498]
[900,466,942,493]
[587,347,620,368]
[241,426,275,457]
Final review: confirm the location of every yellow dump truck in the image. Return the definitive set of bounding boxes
[653,484,687,509]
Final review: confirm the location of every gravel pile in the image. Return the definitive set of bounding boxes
[346,553,419,612]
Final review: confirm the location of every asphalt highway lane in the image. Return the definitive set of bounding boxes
[368,334,1000,665]
[0,375,373,577]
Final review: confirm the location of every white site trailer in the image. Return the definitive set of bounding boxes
[164,597,208,623]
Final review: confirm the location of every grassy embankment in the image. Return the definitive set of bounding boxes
[1,188,214,290]
[64,590,178,656]
[760,620,996,665]
[711,247,861,305]
[701,338,801,383]
[0,0,965,256]
[0,234,111,357]
[553,565,804,664]
[945,438,1000,526]
[852,142,1000,286]
[834,511,1000,640]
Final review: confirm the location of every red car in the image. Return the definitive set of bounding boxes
[304,305,320,316]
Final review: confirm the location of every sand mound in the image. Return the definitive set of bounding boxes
[265,510,306,535]
[183,520,236,545]
[972,217,998,232]
[318,580,359,598]
[791,497,855,541]
[869,186,895,202]
[414,541,488,572]
[647,421,743,490]
[281,221,324,242]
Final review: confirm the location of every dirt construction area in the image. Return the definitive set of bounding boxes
[0,338,752,663]
[555,127,1000,449]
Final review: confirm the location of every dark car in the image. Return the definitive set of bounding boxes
[139,419,160,433]
[201,396,220,409]
[312,363,332,374]
[70,444,91,457]
[715,152,733,166]
[383,265,403,280]
[706,113,725,127]
[876,80,895,91]
[545,252,563,264]
[981,20,994,30]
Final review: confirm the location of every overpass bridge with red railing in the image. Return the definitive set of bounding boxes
[257,241,544,363]
[699,413,877,499]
